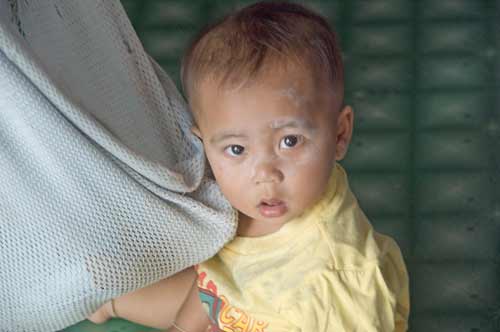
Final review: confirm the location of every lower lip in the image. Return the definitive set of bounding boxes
[258,202,288,218]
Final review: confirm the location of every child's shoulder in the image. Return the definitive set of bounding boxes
[320,217,404,272]
[314,165,404,271]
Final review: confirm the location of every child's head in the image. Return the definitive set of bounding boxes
[182,1,353,236]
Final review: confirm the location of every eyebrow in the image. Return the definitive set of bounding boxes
[210,132,248,145]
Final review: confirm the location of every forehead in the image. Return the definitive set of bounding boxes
[192,65,338,131]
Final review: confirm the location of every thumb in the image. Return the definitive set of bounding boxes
[87,302,113,324]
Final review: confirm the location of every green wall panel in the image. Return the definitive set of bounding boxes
[413,263,498,311]
[351,0,413,22]
[350,91,412,129]
[416,131,489,168]
[414,215,499,260]
[416,172,493,213]
[418,0,491,19]
[350,24,413,55]
[416,92,492,129]
[419,22,489,54]
[418,57,490,89]
[344,132,411,169]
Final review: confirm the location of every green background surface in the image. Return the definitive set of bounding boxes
[64,0,500,331]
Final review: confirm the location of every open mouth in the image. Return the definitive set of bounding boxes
[260,199,283,206]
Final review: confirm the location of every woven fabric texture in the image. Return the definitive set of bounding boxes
[0,1,237,331]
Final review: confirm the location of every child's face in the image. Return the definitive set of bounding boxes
[191,66,353,237]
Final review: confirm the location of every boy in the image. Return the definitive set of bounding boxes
[89,2,410,331]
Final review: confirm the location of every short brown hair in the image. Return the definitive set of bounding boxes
[181,1,344,102]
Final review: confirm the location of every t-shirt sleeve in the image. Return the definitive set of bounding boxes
[284,238,410,332]
[375,237,410,332]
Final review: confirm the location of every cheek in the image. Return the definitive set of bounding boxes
[205,153,246,201]
[207,156,231,185]
[283,138,335,177]
[281,141,336,204]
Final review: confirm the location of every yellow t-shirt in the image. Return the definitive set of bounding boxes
[197,163,410,332]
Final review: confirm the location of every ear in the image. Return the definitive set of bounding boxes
[191,126,203,141]
[335,105,354,161]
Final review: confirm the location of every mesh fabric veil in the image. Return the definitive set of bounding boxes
[0,1,237,331]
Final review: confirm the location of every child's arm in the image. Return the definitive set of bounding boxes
[170,274,211,332]
[88,267,209,331]
[289,238,410,331]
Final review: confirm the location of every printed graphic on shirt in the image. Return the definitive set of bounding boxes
[197,270,269,332]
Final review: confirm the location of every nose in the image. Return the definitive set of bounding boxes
[252,159,284,185]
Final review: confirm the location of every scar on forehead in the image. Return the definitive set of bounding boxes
[277,87,307,108]
[268,118,316,131]
[269,118,307,129]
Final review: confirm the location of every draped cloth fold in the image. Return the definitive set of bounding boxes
[0,1,237,330]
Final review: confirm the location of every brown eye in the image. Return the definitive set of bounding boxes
[225,145,245,156]
[280,135,302,149]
